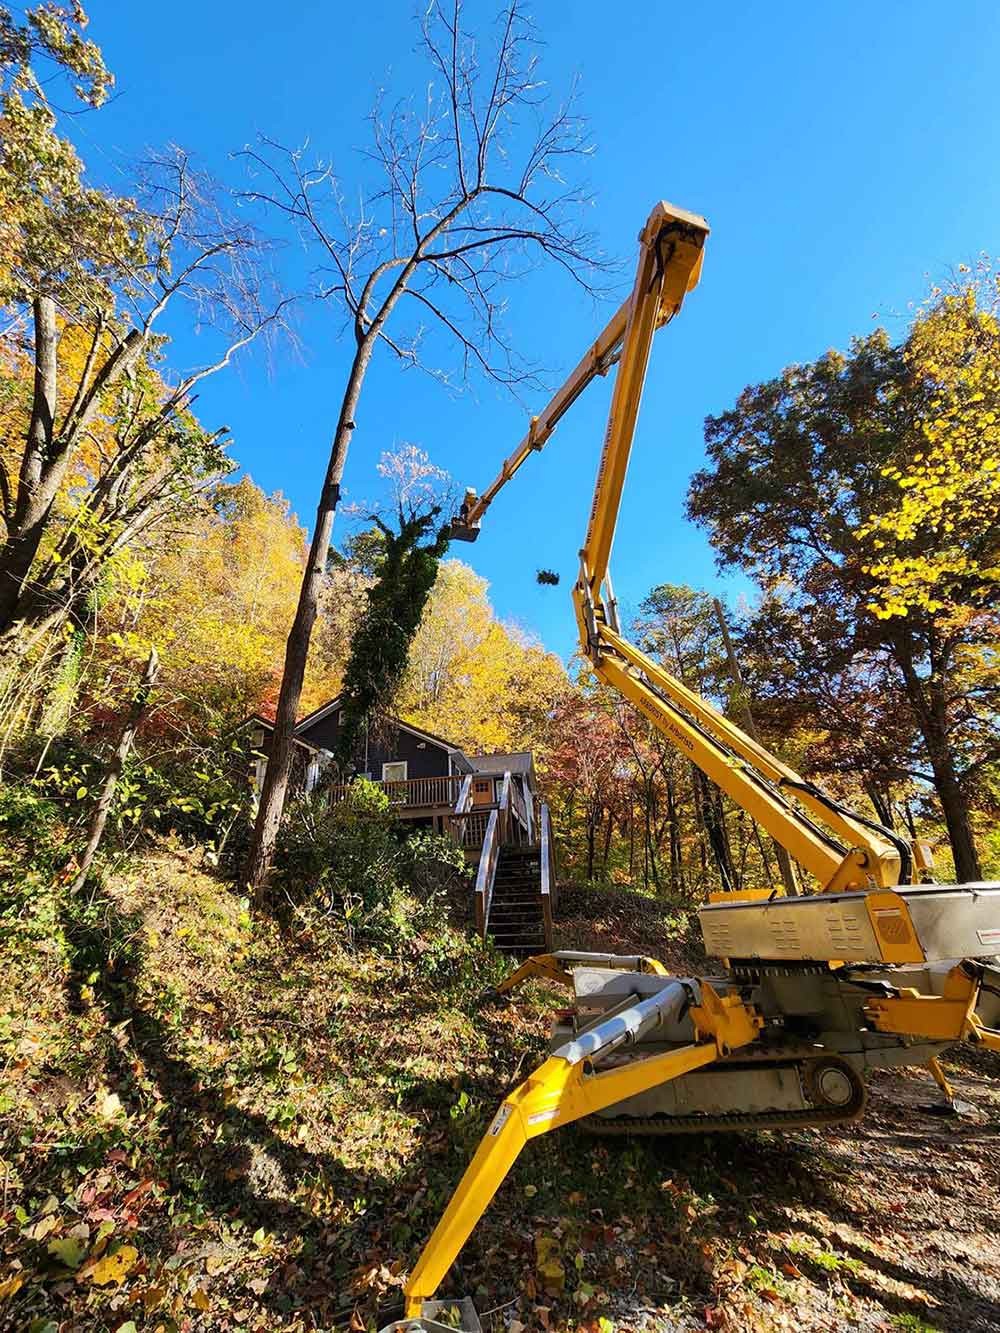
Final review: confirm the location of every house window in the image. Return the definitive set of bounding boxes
[382,761,408,783]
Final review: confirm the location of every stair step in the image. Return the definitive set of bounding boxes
[484,842,546,954]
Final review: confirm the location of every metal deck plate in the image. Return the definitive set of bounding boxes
[698,883,1000,964]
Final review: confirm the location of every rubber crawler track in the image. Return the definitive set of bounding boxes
[580,1055,867,1136]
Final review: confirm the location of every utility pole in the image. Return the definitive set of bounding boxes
[712,599,799,896]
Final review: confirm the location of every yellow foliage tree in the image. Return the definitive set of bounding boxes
[116,478,340,724]
[861,274,1000,617]
[401,559,571,756]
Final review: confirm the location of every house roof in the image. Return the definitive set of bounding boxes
[292,695,467,755]
[469,751,537,787]
[240,714,322,755]
[240,703,535,781]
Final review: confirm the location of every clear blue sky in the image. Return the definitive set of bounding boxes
[81,1,1000,659]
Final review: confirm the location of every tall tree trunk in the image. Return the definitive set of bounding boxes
[71,648,159,893]
[0,297,59,634]
[863,780,894,831]
[600,808,614,878]
[892,635,981,882]
[643,781,662,891]
[922,695,981,882]
[713,597,799,895]
[752,821,775,884]
[243,341,373,896]
[904,799,918,843]
[691,770,708,879]
[666,773,682,894]
[697,770,736,892]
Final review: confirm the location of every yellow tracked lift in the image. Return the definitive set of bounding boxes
[382,203,1000,1331]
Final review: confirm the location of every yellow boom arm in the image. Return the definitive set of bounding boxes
[451,201,913,894]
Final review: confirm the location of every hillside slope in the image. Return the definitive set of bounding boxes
[2,849,1000,1333]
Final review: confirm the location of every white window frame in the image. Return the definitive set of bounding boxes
[382,761,408,783]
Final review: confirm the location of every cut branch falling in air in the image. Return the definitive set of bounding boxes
[240,0,612,892]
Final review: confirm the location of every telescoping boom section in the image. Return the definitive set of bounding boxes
[451,200,920,899]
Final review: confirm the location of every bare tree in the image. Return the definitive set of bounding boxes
[240,0,609,891]
[0,149,285,642]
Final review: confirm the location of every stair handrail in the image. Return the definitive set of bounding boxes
[455,773,474,813]
[497,770,512,843]
[509,774,530,844]
[474,807,501,939]
[539,801,557,949]
[450,773,474,846]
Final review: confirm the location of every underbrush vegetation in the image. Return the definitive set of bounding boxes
[2,734,251,879]
[0,833,517,1332]
[2,825,999,1332]
[273,781,469,948]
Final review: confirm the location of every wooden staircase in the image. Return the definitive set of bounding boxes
[453,766,557,955]
[486,846,546,955]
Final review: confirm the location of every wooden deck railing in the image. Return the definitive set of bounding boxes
[452,809,491,849]
[509,776,531,845]
[539,801,557,950]
[327,773,463,809]
[475,807,501,937]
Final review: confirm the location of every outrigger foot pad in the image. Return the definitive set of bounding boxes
[919,1097,975,1118]
[381,1298,483,1332]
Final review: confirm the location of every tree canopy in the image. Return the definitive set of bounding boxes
[688,286,1000,881]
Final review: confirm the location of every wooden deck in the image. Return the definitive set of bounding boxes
[327,773,463,810]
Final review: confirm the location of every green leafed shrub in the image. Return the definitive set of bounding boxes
[274,780,469,947]
[19,732,249,856]
[0,784,69,922]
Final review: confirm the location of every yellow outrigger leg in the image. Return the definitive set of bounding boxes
[401,980,761,1320]
[494,950,669,997]
[864,961,1000,1053]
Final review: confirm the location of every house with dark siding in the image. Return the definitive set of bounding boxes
[244,699,556,953]
[246,697,536,836]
